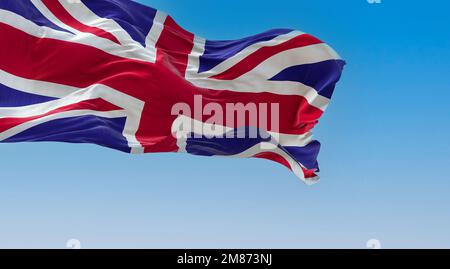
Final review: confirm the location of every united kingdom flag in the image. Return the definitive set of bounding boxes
[0,0,345,184]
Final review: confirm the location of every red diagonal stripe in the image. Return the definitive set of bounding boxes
[42,0,121,44]
[0,99,121,133]
[210,34,323,80]
[255,152,318,179]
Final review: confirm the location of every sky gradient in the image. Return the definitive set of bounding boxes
[1,0,450,249]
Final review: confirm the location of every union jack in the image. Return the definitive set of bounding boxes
[0,0,345,184]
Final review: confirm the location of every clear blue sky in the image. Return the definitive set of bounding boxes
[1,0,450,249]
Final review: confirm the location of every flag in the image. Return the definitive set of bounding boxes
[0,0,345,184]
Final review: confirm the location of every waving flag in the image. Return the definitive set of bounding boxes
[0,0,345,184]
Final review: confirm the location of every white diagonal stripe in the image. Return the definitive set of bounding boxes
[58,0,138,46]
[238,43,341,80]
[229,142,320,185]
[0,109,126,141]
[186,30,304,79]
[12,2,156,62]
[0,69,78,98]
[0,75,145,152]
